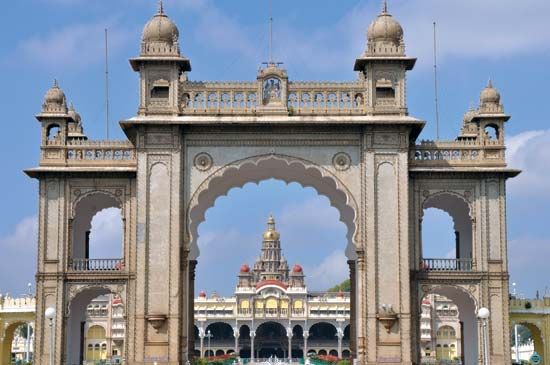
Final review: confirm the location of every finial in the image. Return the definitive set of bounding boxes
[382,0,388,14]
[158,0,164,14]
[53,79,58,88]
[487,78,493,88]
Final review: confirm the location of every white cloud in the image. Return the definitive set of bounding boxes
[279,197,345,231]
[0,216,38,296]
[304,250,348,291]
[507,130,550,197]
[89,208,123,258]
[15,20,134,69]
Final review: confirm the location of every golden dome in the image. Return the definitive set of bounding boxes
[262,215,280,240]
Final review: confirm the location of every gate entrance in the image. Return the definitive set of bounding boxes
[27,2,517,364]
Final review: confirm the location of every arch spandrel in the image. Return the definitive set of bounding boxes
[185,153,360,260]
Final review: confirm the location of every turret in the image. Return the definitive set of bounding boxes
[129,1,191,116]
[354,0,416,115]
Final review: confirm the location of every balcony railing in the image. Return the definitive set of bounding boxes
[70,258,124,271]
[420,258,473,272]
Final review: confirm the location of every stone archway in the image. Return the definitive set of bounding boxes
[186,154,359,261]
[511,320,546,363]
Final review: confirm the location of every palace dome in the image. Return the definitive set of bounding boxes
[480,80,500,104]
[292,264,303,273]
[367,4,403,44]
[142,4,179,45]
[198,291,206,298]
[263,215,280,240]
[240,264,250,273]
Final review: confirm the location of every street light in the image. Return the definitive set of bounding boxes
[45,307,56,365]
[477,307,490,365]
[26,283,32,363]
[206,329,213,359]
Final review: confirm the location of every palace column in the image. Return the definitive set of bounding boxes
[337,327,344,358]
[348,259,356,358]
[233,327,239,356]
[199,330,204,358]
[287,326,292,361]
[188,259,197,358]
[303,331,309,358]
[250,330,256,363]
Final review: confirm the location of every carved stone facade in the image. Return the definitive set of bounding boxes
[26,2,518,365]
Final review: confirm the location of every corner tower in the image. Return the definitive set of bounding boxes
[130,2,191,116]
[354,1,416,115]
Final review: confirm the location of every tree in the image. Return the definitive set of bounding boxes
[328,279,350,292]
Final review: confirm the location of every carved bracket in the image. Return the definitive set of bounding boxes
[146,313,167,333]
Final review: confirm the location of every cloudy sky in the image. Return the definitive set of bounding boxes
[0,0,549,298]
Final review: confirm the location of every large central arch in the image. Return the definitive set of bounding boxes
[186,154,359,260]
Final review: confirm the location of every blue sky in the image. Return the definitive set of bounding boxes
[0,0,549,298]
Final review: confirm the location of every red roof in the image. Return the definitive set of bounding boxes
[256,280,288,290]
[292,264,303,273]
[240,264,250,273]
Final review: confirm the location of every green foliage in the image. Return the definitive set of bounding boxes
[328,279,351,292]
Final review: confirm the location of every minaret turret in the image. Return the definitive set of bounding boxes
[129,1,191,116]
[354,0,416,115]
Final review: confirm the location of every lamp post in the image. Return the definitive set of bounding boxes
[45,307,56,365]
[206,329,212,359]
[477,307,490,365]
[26,283,32,363]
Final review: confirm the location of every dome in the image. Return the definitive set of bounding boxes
[142,3,179,45]
[240,264,250,273]
[292,264,303,273]
[480,79,500,104]
[367,3,403,44]
[44,81,66,106]
[262,215,280,240]
[198,291,206,298]
[68,103,81,122]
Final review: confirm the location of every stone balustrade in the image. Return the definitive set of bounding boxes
[410,139,506,167]
[40,140,136,167]
[179,80,366,115]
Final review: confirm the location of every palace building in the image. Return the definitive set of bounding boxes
[24,1,519,364]
[193,216,351,360]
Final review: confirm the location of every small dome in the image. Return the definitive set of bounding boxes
[68,103,81,122]
[142,3,179,45]
[198,291,206,298]
[367,3,403,44]
[263,215,280,240]
[292,264,303,273]
[44,80,66,106]
[240,264,250,273]
[480,79,500,104]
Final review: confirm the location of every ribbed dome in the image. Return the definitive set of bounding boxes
[44,81,66,106]
[480,80,500,104]
[240,264,250,273]
[292,264,303,273]
[367,3,403,44]
[142,4,179,45]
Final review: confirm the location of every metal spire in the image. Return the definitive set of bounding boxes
[487,78,493,88]
[158,0,164,14]
[269,0,273,63]
[53,79,58,87]
[382,0,388,14]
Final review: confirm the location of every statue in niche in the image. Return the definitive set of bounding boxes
[263,78,281,105]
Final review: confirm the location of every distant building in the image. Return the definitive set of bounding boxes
[420,294,462,363]
[193,216,351,360]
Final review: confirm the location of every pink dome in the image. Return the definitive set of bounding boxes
[292,264,303,273]
[199,291,206,298]
[240,264,250,273]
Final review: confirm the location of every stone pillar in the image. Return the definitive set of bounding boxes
[250,330,256,363]
[287,327,292,362]
[188,259,197,358]
[199,332,204,359]
[337,327,343,358]
[347,259,356,359]
[303,331,309,359]
[233,327,239,356]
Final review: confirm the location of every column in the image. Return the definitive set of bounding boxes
[287,327,292,362]
[303,331,309,359]
[188,259,197,358]
[337,328,343,358]
[233,327,239,357]
[199,331,204,359]
[347,260,356,359]
[250,330,256,364]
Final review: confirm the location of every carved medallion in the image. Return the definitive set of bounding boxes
[332,152,351,171]
[194,152,213,172]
